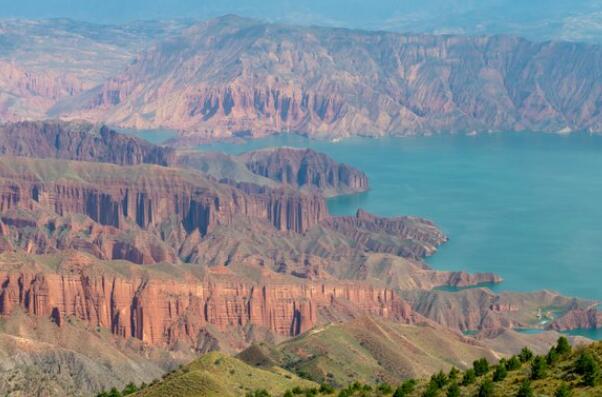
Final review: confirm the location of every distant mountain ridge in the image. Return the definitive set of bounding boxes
[2,16,602,139]
[48,15,602,140]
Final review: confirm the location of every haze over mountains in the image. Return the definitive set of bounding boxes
[3,0,602,43]
[2,15,602,140]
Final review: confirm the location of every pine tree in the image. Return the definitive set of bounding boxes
[507,355,521,371]
[516,380,534,397]
[431,370,448,389]
[477,379,494,397]
[492,362,507,382]
[556,336,571,355]
[554,383,573,397]
[519,347,534,363]
[473,358,489,377]
[530,356,547,380]
[575,351,600,386]
[393,379,416,397]
[446,382,460,397]
[461,369,476,386]
[448,367,460,382]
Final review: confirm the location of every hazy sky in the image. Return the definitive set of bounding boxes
[0,0,601,42]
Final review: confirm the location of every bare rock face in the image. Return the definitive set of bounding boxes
[0,157,328,241]
[60,16,602,138]
[240,147,369,197]
[400,289,595,333]
[0,253,417,348]
[548,306,602,331]
[0,120,175,166]
[0,61,84,121]
[324,209,447,259]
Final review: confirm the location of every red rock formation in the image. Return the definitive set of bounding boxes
[324,209,447,258]
[0,263,417,347]
[62,16,602,138]
[0,157,328,238]
[240,148,369,197]
[548,306,602,331]
[0,121,175,166]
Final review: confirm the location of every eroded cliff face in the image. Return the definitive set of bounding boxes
[240,148,369,197]
[324,209,446,259]
[0,253,416,349]
[0,120,175,166]
[0,157,327,240]
[58,16,602,138]
[0,61,84,121]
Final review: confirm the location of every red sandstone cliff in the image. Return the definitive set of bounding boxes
[0,157,327,239]
[0,253,417,348]
[0,120,175,166]
[240,148,369,197]
[58,16,602,138]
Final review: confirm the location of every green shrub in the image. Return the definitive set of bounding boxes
[448,367,460,382]
[246,390,270,397]
[554,382,573,397]
[547,348,559,365]
[530,356,547,380]
[476,379,494,397]
[575,351,600,386]
[492,362,507,382]
[516,380,534,397]
[421,382,439,397]
[393,379,417,397]
[519,347,534,363]
[446,382,461,397]
[506,356,521,371]
[473,358,489,377]
[431,370,448,389]
[122,383,138,395]
[461,369,476,386]
[319,383,335,394]
[556,337,572,355]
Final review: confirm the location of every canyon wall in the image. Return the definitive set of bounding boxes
[0,120,175,166]
[240,148,369,197]
[59,16,602,139]
[0,262,416,348]
[0,157,328,238]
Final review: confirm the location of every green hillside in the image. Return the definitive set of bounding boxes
[237,317,498,386]
[103,337,602,397]
[126,352,315,397]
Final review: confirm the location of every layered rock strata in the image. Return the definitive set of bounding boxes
[0,256,416,348]
[240,148,369,197]
[60,16,602,138]
[0,120,175,166]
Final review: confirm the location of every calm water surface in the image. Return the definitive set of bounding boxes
[194,132,602,303]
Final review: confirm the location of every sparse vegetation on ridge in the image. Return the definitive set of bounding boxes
[118,337,602,397]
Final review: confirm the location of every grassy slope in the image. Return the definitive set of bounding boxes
[135,340,602,397]
[238,317,499,386]
[133,352,316,397]
[399,341,602,397]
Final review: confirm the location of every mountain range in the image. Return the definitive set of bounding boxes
[2,16,602,140]
[2,13,602,397]
[0,120,597,395]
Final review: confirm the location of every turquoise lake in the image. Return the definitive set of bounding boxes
[192,132,602,304]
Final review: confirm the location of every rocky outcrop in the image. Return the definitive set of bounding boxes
[0,120,175,166]
[0,255,417,348]
[400,289,593,333]
[59,16,602,138]
[0,157,327,240]
[324,209,447,259]
[548,306,602,331]
[0,61,84,121]
[240,148,368,197]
